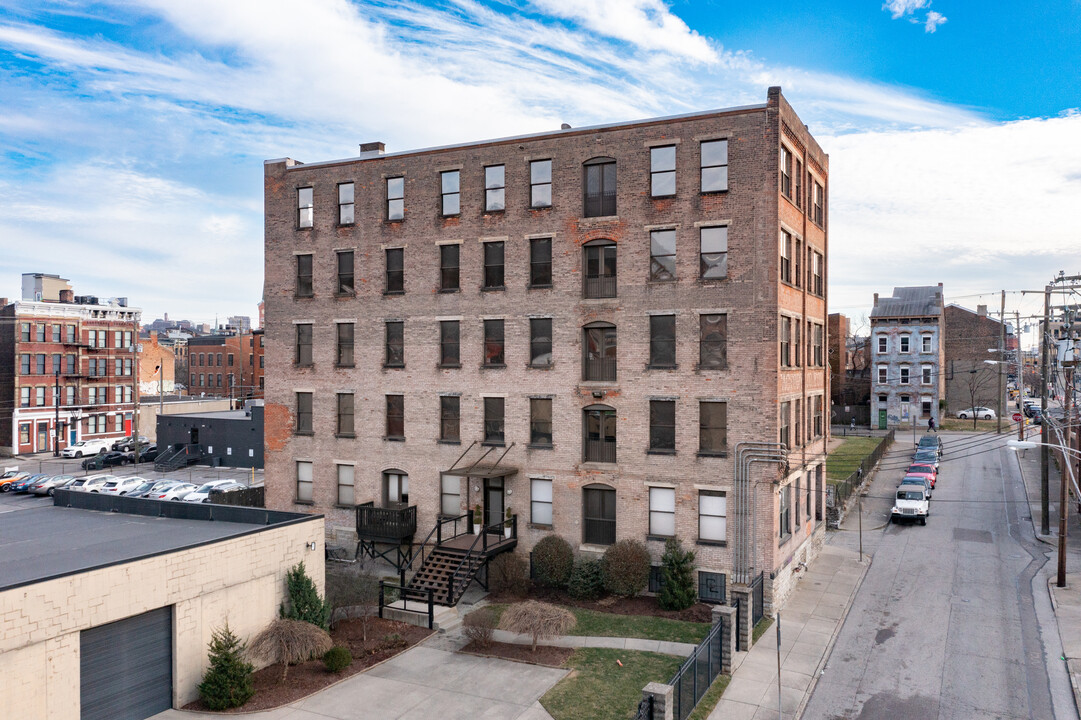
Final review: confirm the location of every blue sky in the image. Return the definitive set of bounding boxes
[1,0,1078,330]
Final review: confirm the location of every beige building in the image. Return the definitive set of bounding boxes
[0,490,323,720]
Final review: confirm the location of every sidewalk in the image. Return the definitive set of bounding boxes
[707,543,869,720]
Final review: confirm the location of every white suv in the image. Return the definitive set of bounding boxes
[60,439,112,458]
[891,486,929,525]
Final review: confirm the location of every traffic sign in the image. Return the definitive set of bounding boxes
[1012,412,1022,422]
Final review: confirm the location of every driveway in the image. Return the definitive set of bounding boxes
[153,643,566,720]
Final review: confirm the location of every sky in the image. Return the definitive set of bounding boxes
[1,0,1079,336]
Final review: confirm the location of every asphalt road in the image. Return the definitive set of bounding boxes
[803,431,1073,720]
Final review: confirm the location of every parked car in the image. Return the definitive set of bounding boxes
[911,448,940,470]
[906,464,937,489]
[152,483,197,501]
[111,435,149,452]
[898,475,933,500]
[12,473,48,493]
[99,477,149,496]
[81,451,130,470]
[125,445,159,463]
[68,474,117,493]
[30,475,75,496]
[0,471,31,492]
[892,485,929,525]
[182,479,244,503]
[60,439,111,458]
[125,479,178,498]
[956,406,996,420]
[917,434,943,456]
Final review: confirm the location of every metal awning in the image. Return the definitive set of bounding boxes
[444,441,518,478]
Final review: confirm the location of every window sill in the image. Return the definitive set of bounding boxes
[481,441,506,447]
[581,459,617,467]
[483,209,505,215]
[528,363,553,370]
[335,364,356,369]
[383,290,405,296]
[647,449,676,456]
[293,294,314,300]
[528,284,553,290]
[441,214,460,219]
[384,218,404,225]
[384,436,405,442]
[650,193,676,200]
[335,433,356,439]
[528,523,553,531]
[383,364,405,370]
[333,292,356,299]
[581,295,618,302]
[696,451,728,458]
[695,539,727,547]
[779,534,792,547]
[438,288,461,294]
[646,364,678,371]
[580,214,619,223]
[696,364,728,372]
[646,534,674,542]
[482,363,507,370]
[529,205,552,211]
[294,363,314,369]
[334,503,356,510]
[700,189,729,196]
[296,226,313,232]
[437,439,462,445]
[481,286,506,292]
[294,499,314,506]
[294,431,314,437]
[527,443,554,450]
[438,363,462,370]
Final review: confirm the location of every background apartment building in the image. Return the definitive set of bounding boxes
[0,273,141,455]
[870,285,945,429]
[943,303,1012,417]
[263,87,829,611]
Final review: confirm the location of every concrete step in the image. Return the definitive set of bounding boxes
[382,599,460,630]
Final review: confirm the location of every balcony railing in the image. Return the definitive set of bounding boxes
[583,275,616,299]
[583,357,616,382]
[584,438,616,463]
[584,516,616,544]
[584,190,616,218]
[356,502,417,543]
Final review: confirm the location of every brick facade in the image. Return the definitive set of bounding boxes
[263,87,829,607]
[943,304,1011,416]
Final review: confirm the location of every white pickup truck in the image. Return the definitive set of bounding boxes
[891,486,929,525]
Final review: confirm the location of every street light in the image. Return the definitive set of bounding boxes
[1007,439,1080,588]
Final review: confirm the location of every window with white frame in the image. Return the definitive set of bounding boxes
[337,464,354,506]
[878,365,888,384]
[922,364,932,384]
[649,487,675,537]
[922,334,933,353]
[296,461,313,502]
[698,491,726,542]
[441,473,461,516]
[531,478,553,526]
[877,335,887,354]
[530,160,552,208]
[899,366,910,385]
[338,182,354,225]
[297,187,313,228]
[387,177,404,220]
[900,334,911,353]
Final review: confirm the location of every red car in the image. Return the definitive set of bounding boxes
[907,463,937,489]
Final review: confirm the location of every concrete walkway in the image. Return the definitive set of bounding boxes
[707,543,870,720]
[491,628,697,656]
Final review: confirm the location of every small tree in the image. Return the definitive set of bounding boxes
[280,561,332,630]
[567,557,604,601]
[500,601,575,652]
[325,561,381,640]
[532,535,574,588]
[198,623,254,710]
[489,553,530,597]
[601,539,651,597]
[462,607,498,649]
[658,537,697,611]
[249,618,333,683]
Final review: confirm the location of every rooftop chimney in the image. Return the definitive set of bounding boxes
[59,289,74,303]
[873,293,879,307]
[360,142,385,159]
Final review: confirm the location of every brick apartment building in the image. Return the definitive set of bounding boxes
[828,313,870,424]
[943,303,1012,416]
[138,331,176,395]
[263,87,829,611]
[184,332,262,402]
[0,273,141,455]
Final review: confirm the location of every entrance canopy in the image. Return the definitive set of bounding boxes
[444,440,518,479]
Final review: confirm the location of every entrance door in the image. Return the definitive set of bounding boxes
[190,427,199,444]
[484,477,504,529]
[124,413,132,435]
[36,422,49,453]
[878,409,887,430]
[69,425,77,445]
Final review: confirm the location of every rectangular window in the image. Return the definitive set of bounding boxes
[35,354,46,374]
[227,354,234,367]
[779,484,791,541]
[336,393,355,436]
[794,398,802,447]
[483,319,505,366]
[336,251,355,295]
[338,183,354,225]
[332,323,354,367]
[900,334,911,353]
[922,365,932,384]
[51,325,60,342]
[794,239,802,288]
[700,314,727,370]
[814,396,823,437]
[583,243,617,298]
[530,397,553,446]
[530,160,552,208]
[483,397,505,444]
[387,177,404,220]
[296,461,313,503]
[19,387,29,407]
[649,229,676,281]
[812,181,825,226]
[584,160,616,217]
[780,401,791,448]
[295,324,313,366]
[795,476,801,525]
[780,146,792,198]
[297,187,313,228]
[441,170,460,216]
[295,254,313,297]
[34,324,44,342]
[699,401,727,455]
[36,386,46,406]
[795,159,803,209]
[124,385,132,403]
[700,226,728,279]
[530,318,552,367]
[780,316,791,367]
[440,321,460,366]
[441,473,461,516]
[440,396,460,442]
[386,394,404,439]
[649,315,676,368]
[649,399,676,452]
[922,334,932,353]
[649,487,675,537]
[531,478,553,526]
[699,491,726,542]
[385,248,404,294]
[483,242,505,289]
[530,237,553,287]
[700,139,728,192]
[440,244,460,291]
[65,386,75,406]
[65,354,75,374]
[19,354,29,374]
[295,392,313,434]
[878,335,888,354]
[20,322,30,342]
[337,464,355,506]
[19,423,30,445]
[650,145,676,197]
[811,251,824,296]
[125,358,132,376]
[66,325,75,343]
[484,165,505,212]
[794,321,802,367]
[878,365,888,384]
[900,366,910,385]
[384,321,404,367]
[780,230,792,283]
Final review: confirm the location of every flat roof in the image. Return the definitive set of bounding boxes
[168,409,252,420]
[0,497,315,592]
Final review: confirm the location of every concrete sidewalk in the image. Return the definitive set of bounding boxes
[490,628,697,656]
[707,543,869,720]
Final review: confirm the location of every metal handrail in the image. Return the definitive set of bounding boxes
[397,512,471,586]
[446,514,517,604]
[378,581,435,629]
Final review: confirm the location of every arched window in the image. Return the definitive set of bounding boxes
[582,323,617,381]
[583,239,617,298]
[583,157,616,217]
[582,483,616,545]
[583,404,616,463]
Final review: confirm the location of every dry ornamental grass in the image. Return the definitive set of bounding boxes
[500,600,576,651]
[248,619,333,682]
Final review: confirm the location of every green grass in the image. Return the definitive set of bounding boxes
[541,648,685,720]
[826,436,882,481]
[939,417,1011,432]
[483,604,711,644]
[686,674,731,720]
[752,616,774,645]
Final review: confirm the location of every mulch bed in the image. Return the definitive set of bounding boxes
[182,617,432,713]
[492,587,714,624]
[459,639,574,667]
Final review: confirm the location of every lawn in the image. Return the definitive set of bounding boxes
[939,417,1015,432]
[541,648,685,720]
[826,436,882,481]
[484,604,712,644]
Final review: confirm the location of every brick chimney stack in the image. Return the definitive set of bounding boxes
[873,293,879,307]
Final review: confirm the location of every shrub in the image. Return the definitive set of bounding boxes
[500,601,575,652]
[325,561,381,639]
[489,553,530,597]
[567,557,605,601]
[462,607,498,649]
[198,623,254,710]
[280,561,332,630]
[658,537,697,611]
[601,539,651,597]
[249,618,333,682]
[322,646,353,673]
[532,535,574,588]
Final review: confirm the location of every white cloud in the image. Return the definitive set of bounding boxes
[883,0,928,20]
[924,11,947,32]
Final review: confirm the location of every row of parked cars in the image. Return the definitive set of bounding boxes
[891,434,943,525]
[59,435,153,460]
[0,469,246,502]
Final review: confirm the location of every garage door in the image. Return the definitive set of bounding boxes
[80,606,173,720]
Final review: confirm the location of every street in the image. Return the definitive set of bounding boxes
[803,431,1074,719]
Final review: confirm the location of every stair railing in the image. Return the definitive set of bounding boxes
[399,512,470,587]
[446,514,517,605]
[378,581,435,629]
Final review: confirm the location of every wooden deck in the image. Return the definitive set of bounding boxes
[439,531,515,554]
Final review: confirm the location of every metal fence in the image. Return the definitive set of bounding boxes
[750,571,765,627]
[829,429,895,509]
[669,618,726,720]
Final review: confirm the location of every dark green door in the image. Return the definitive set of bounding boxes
[878,409,888,430]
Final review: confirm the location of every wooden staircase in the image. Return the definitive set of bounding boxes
[406,547,486,606]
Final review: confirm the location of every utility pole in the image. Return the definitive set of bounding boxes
[1042,285,1051,535]
[1017,310,1024,441]
[132,318,140,465]
[997,290,1005,434]
[1059,365,1073,588]
[53,367,60,457]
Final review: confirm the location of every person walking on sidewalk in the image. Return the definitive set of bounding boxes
[928,416,937,433]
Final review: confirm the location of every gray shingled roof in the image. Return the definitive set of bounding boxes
[871,286,943,318]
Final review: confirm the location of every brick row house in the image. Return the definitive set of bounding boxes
[185,331,264,402]
[0,274,141,455]
[263,87,830,613]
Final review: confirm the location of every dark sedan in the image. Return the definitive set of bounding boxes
[81,451,130,470]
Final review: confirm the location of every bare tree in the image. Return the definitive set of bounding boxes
[499,601,575,652]
[325,560,381,641]
[958,363,998,429]
[248,619,332,683]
